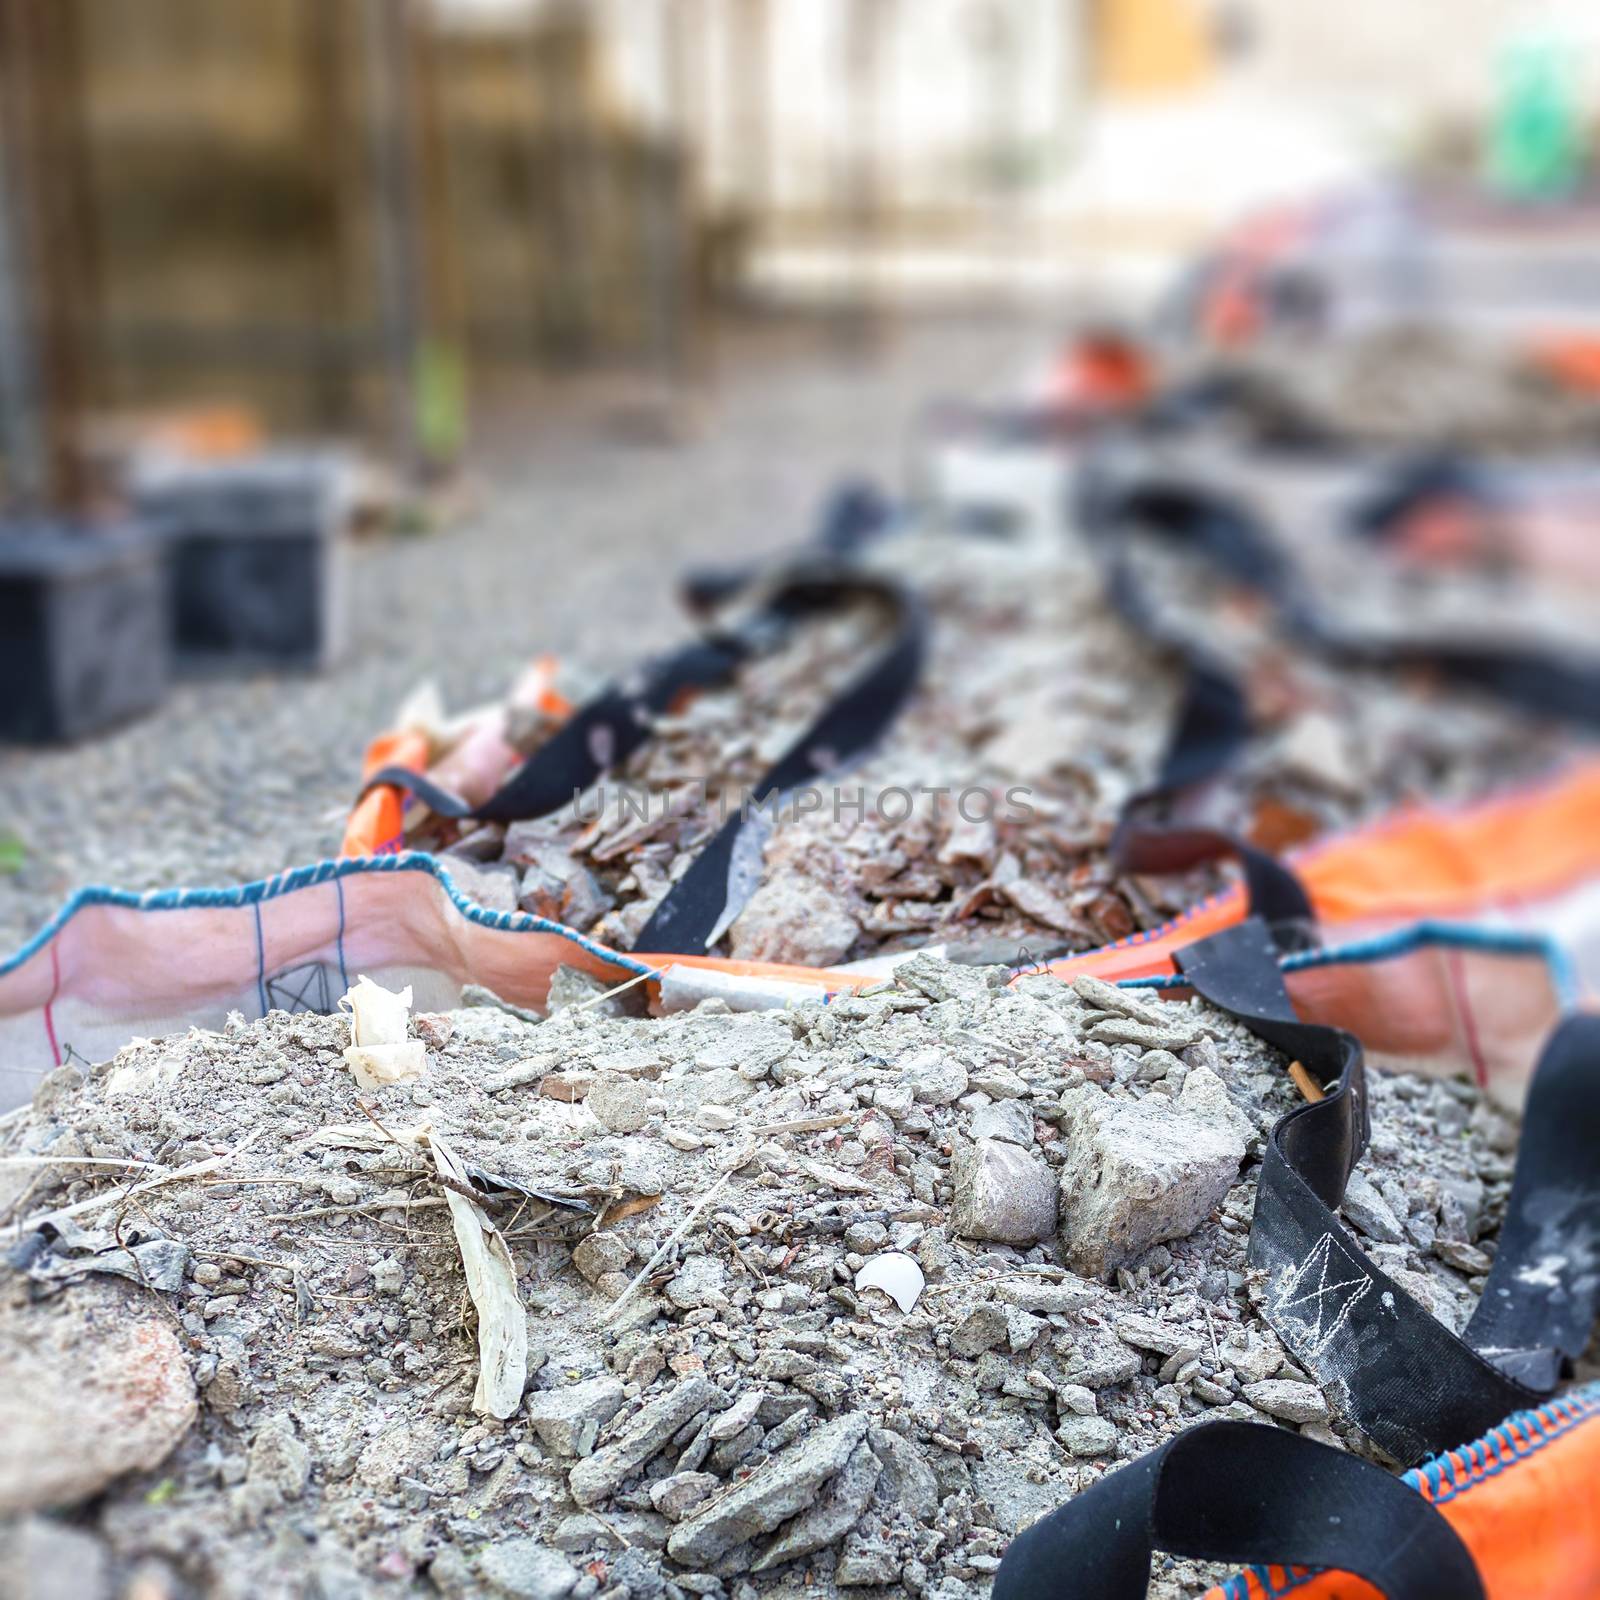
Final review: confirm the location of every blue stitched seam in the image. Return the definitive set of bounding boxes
[1217,1382,1600,1599]
[1112,920,1574,1003]
[0,853,656,984]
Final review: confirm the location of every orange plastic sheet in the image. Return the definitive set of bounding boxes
[341,729,430,857]
[1049,758,1600,987]
[1204,1384,1600,1600]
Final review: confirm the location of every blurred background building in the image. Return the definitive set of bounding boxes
[2,0,1598,507]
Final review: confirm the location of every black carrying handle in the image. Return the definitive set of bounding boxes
[357,479,900,831]
[1081,458,1600,733]
[995,1420,1485,1600]
[634,574,927,954]
[995,927,1600,1597]
[360,563,928,958]
[1177,919,1600,1466]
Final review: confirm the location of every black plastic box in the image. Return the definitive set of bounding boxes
[132,451,351,671]
[0,526,170,743]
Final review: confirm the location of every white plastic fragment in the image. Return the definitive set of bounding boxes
[427,1131,527,1419]
[656,963,829,1015]
[853,1251,926,1313]
[339,974,427,1089]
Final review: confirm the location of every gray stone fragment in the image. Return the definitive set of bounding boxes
[1176,1065,1257,1148]
[478,1538,581,1600]
[969,1099,1034,1146]
[709,1388,766,1441]
[1056,1415,1118,1457]
[895,952,999,1004]
[524,1375,626,1459]
[650,1470,720,1521]
[1006,1308,1046,1351]
[665,1412,870,1566]
[587,1076,652,1133]
[1056,1083,1245,1275]
[665,1255,728,1311]
[868,1428,939,1521]
[547,964,626,1015]
[1057,1384,1097,1416]
[1086,1017,1201,1052]
[246,1412,310,1500]
[1136,1049,1183,1083]
[995,1276,1098,1315]
[1340,1169,1406,1244]
[729,876,858,967]
[1060,1324,1142,1389]
[1244,1380,1330,1424]
[568,1378,723,1506]
[1070,976,1175,1028]
[548,1512,669,1553]
[1113,1313,1189,1356]
[949,1304,1009,1359]
[0,1516,109,1600]
[0,1280,198,1514]
[899,1050,969,1107]
[836,1534,902,1587]
[753,1438,882,1571]
[951,1139,1058,1244]
[1221,1341,1283,1384]
[572,1233,634,1285]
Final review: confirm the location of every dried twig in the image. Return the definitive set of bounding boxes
[567,964,662,1016]
[5,1129,263,1238]
[604,1169,735,1323]
[261,1196,449,1223]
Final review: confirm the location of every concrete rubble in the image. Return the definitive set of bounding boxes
[0,949,1530,1598]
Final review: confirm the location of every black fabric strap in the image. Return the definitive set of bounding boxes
[1080,469,1318,939]
[634,576,927,954]
[358,567,899,829]
[995,1419,1485,1600]
[1084,464,1600,733]
[361,636,746,826]
[1175,919,1600,1466]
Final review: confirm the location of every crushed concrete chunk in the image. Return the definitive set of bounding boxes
[1086,1016,1201,1052]
[0,1281,197,1513]
[524,1375,627,1458]
[650,1470,720,1521]
[899,1049,969,1106]
[1341,1168,1406,1244]
[952,1138,1058,1244]
[729,876,859,967]
[1244,1380,1330,1424]
[1057,1415,1119,1457]
[587,1075,652,1133]
[568,1378,723,1506]
[949,1303,1010,1359]
[665,1412,870,1567]
[1056,1083,1245,1275]
[479,1538,581,1600]
[1176,1064,1257,1148]
[1071,975,1176,1028]
[754,1438,882,1571]
[995,1276,1098,1315]
[969,1098,1034,1146]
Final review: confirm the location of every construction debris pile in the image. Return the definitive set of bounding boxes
[0,952,1520,1600]
[7,187,1600,1600]
[408,513,1578,970]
